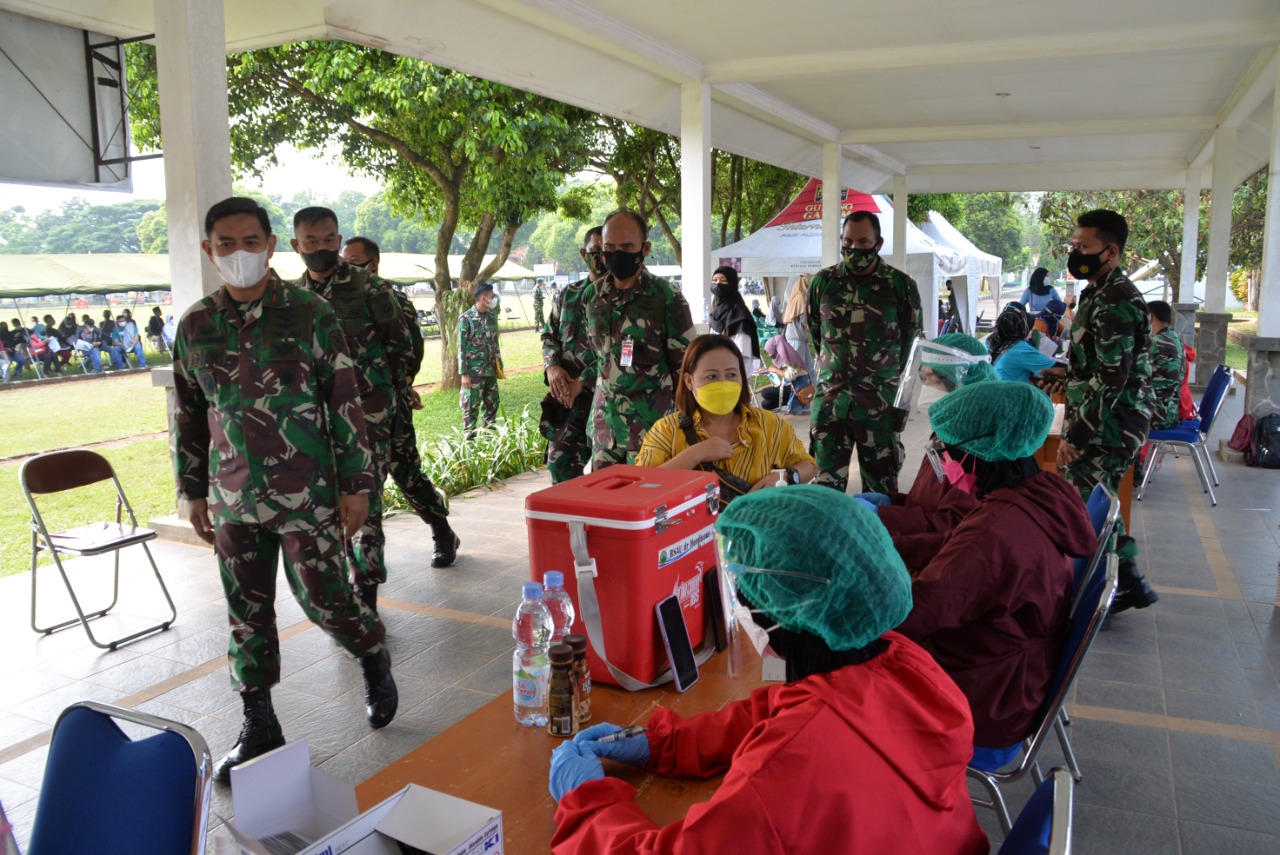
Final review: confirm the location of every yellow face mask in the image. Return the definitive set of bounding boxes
[695,380,742,415]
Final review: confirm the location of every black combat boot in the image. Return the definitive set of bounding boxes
[1110,555,1159,615]
[355,582,378,614]
[360,647,399,729]
[214,690,285,784]
[430,520,460,568]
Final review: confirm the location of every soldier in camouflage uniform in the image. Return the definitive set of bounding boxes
[533,278,547,332]
[459,281,502,436]
[173,197,397,785]
[540,226,605,483]
[343,237,460,567]
[1047,209,1158,614]
[568,210,694,470]
[808,210,922,494]
[1147,300,1185,431]
[292,208,415,613]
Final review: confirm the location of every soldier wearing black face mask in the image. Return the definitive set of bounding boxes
[562,209,695,470]
[1042,208,1157,614]
[292,206,415,613]
[807,210,922,495]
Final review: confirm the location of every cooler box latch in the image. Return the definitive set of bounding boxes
[704,482,720,516]
[654,504,677,534]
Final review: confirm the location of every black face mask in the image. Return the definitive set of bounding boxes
[301,248,341,273]
[1067,248,1108,280]
[711,282,732,299]
[602,249,643,281]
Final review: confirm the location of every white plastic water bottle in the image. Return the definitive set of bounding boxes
[542,571,576,643]
[513,581,553,727]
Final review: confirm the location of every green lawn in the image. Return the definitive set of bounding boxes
[0,373,169,459]
[0,348,553,578]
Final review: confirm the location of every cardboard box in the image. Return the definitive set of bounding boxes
[225,742,503,855]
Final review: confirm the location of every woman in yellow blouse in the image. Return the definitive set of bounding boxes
[636,334,816,500]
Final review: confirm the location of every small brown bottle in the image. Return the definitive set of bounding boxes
[563,634,591,724]
[547,643,579,737]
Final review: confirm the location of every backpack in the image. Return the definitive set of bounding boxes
[1228,414,1258,465]
[1253,414,1280,469]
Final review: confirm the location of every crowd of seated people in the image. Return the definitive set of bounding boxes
[0,306,169,382]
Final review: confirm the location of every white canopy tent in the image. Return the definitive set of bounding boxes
[919,210,1003,333]
[712,181,968,335]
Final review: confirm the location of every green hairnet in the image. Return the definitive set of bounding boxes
[928,334,996,388]
[929,380,1054,461]
[716,485,912,651]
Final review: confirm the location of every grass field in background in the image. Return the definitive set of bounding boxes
[0,352,554,578]
[0,373,169,459]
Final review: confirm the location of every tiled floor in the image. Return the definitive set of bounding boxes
[1,389,1278,853]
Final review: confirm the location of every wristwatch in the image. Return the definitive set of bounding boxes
[785,466,801,485]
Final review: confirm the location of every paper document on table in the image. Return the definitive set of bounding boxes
[1049,403,1065,437]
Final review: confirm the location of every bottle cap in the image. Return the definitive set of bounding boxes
[563,634,587,655]
[522,581,543,600]
[544,570,564,589]
[549,643,574,665]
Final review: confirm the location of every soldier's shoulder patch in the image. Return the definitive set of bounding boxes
[369,287,397,324]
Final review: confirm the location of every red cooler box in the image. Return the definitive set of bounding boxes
[525,466,720,689]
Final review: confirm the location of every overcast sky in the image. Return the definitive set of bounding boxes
[0,145,380,214]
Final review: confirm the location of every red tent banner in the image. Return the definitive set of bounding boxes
[763,179,881,228]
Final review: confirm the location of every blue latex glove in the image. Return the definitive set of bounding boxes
[852,492,892,507]
[852,497,879,514]
[549,739,604,802]
[575,722,651,768]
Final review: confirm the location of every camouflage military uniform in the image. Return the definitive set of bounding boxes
[574,268,694,469]
[458,304,501,434]
[541,278,595,482]
[533,283,547,332]
[171,274,384,691]
[384,284,450,525]
[807,256,922,493]
[1063,267,1153,548]
[297,261,413,588]
[1149,326,1185,430]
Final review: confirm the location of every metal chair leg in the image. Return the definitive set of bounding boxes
[1201,438,1220,486]
[1136,442,1160,500]
[1196,444,1218,506]
[1054,714,1083,782]
[966,768,1014,835]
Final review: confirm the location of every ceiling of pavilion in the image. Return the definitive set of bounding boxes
[4,0,1278,193]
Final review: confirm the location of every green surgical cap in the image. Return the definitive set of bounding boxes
[929,334,996,388]
[716,485,912,651]
[929,380,1054,462]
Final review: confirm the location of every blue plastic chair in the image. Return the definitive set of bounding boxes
[968,555,1118,833]
[1136,364,1231,506]
[996,767,1074,855]
[28,701,213,855]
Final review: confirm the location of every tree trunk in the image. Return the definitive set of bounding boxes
[435,180,464,390]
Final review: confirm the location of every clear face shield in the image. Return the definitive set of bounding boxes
[714,532,832,677]
[890,338,991,432]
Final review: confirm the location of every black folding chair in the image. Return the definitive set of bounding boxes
[21,449,177,650]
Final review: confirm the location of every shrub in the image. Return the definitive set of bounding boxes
[383,404,547,509]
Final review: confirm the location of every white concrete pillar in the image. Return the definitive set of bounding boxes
[154,0,233,317]
[1178,170,1202,304]
[891,173,907,272]
[821,144,842,267]
[679,82,712,324]
[1258,59,1280,338]
[1203,127,1237,314]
